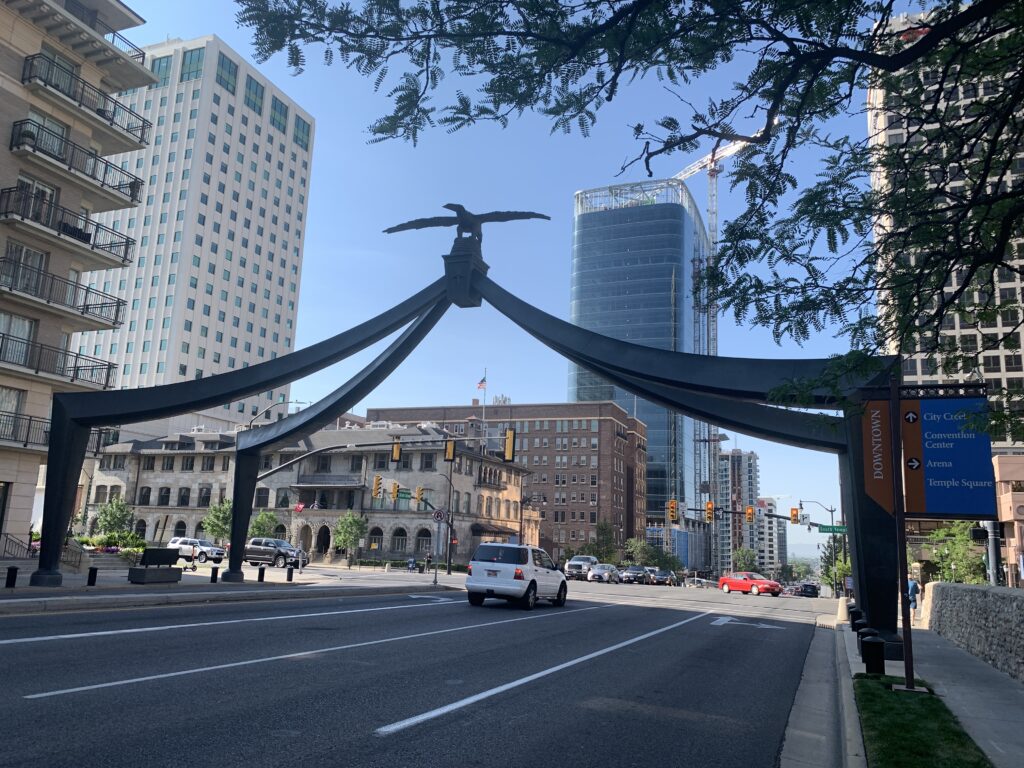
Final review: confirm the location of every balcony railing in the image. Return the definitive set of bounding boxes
[0,258,125,326]
[12,120,143,203]
[0,188,134,264]
[0,331,115,387]
[296,473,363,486]
[0,410,109,452]
[62,0,146,65]
[22,55,151,145]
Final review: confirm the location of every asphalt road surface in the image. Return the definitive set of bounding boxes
[0,584,835,768]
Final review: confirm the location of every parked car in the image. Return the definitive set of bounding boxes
[587,564,621,583]
[644,566,659,584]
[167,537,225,564]
[653,569,678,586]
[717,571,782,596]
[465,543,567,609]
[620,565,651,584]
[564,555,599,581]
[243,537,309,568]
[796,583,820,597]
[782,585,799,596]
[686,577,712,589]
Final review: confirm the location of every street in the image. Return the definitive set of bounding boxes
[0,582,837,768]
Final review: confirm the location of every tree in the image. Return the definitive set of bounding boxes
[236,0,1024,425]
[202,499,233,543]
[95,497,133,535]
[818,534,847,590]
[577,521,617,562]
[928,520,986,584]
[732,547,758,572]
[248,509,280,538]
[333,512,368,566]
[623,536,657,565]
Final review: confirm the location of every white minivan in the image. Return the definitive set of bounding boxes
[465,543,567,610]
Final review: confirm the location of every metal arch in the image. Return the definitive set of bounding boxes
[223,299,451,581]
[476,274,894,404]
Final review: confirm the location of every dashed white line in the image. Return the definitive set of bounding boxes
[375,610,714,735]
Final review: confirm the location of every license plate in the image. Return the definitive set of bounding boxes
[486,570,499,577]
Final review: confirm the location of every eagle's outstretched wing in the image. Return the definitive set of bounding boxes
[477,211,551,223]
[383,215,459,234]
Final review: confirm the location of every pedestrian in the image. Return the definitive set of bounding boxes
[907,575,921,619]
[407,555,416,573]
[425,552,433,571]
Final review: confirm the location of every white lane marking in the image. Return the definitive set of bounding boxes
[0,599,457,646]
[710,615,784,630]
[375,609,714,736]
[406,595,451,602]
[24,605,607,699]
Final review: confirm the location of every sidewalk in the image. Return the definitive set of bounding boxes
[839,616,1024,768]
[0,562,464,615]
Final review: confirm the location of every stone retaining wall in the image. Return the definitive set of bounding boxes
[922,582,1024,683]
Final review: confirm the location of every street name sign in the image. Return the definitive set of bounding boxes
[899,397,996,519]
[397,489,412,499]
[819,525,847,534]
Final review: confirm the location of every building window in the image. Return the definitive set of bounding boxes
[255,488,270,508]
[94,485,107,504]
[181,456,195,471]
[420,452,436,471]
[150,55,171,88]
[137,487,151,505]
[161,456,174,471]
[178,487,191,506]
[373,453,387,470]
[142,456,155,471]
[201,455,216,471]
[157,487,171,506]
[180,47,205,82]
[198,486,212,507]
[315,454,332,473]
[270,96,288,132]
[215,52,237,94]
[350,455,363,472]
[293,114,311,150]
[244,75,265,114]
[391,528,408,552]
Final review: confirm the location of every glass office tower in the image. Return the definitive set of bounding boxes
[569,179,711,523]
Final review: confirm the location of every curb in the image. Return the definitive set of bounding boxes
[835,622,868,768]
[0,583,459,616]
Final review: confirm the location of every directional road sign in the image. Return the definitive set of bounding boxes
[900,396,996,519]
[397,489,412,499]
[819,525,848,534]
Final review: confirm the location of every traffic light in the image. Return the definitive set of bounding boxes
[705,501,714,523]
[444,439,456,462]
[414,486,424,504]
[668,499,678,521]
[390,440,402,463]
[790,507,800,524]
[745,505,754,524]
[372,475,382,498]
[390,481,399,502]
[502,428,516,462]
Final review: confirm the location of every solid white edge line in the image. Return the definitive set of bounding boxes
[23,605,606,699]
[0,598,457,646]
[375,609,714,736]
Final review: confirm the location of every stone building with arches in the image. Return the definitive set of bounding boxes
[85,420,539,563]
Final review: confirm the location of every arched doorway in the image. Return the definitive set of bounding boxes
[173,520,187,537]
[391,527,408,552]
[316,525,330,555]
[368,526,383,556]
[416,528,432,553]
[273,523,287,540]
[134,519,147,540]
[298,524,312,552]
[194,522,205,538]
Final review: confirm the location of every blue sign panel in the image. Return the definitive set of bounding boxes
[900,397,997,519]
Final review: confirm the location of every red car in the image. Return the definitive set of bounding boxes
[717,571,782,596]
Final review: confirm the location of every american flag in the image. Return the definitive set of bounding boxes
[476,375,487,390]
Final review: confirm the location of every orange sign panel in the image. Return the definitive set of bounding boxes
[861,400,894,515]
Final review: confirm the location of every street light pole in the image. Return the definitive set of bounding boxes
[800,498,839,597]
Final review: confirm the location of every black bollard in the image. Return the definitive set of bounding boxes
[87,567,98,586]
[862,636,886,674]
[287,566,294,582]
[257,566,265,583]
[210,567,218,583]
[852,618,868,635]
[857,627,879,657]
[5,566,17,589]
[849,608,863,627]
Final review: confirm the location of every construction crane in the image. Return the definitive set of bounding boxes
[674,135,754,566]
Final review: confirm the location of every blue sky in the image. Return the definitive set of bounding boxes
[128,1,857,558]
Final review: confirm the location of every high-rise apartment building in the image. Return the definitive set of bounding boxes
[754,497,788,576]
[569,179,713,525]
[365,401,647,565]
[715,448,761,572]
[0,0,155,540]
[74,35,314,437]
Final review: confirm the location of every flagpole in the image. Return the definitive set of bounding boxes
[481,367,487,453]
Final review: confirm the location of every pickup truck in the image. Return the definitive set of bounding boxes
[244,537,309,568]
[564,555,598,581]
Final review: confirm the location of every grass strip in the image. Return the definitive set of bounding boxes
[853,674,993,768]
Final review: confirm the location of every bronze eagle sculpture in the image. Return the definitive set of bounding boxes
[383,203,550,243]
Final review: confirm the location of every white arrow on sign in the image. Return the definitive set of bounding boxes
[711,616,784,630]
[907,457,922,470]
[904,411,918,423]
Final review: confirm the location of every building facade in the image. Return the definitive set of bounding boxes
[365,401,647,565]
[993,455,1024,588]
[73,35,315,438]
[715,448,761,573]
[569,179,713,525]
[753,497,788,576]
[87,422,538,564]
[0,0,155,541]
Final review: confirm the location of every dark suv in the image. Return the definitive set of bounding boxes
[797,583,820,597]
[621,565,651,584]
[244,538,309,568]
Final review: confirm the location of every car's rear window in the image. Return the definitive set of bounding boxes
[473,545,528,565]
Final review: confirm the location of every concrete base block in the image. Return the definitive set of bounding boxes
[28,570,63,587]
[220,570,245,583]
[127,567,182,584]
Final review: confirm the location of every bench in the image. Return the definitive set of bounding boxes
[127,547,182,584]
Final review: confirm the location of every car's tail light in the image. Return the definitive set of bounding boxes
[513,568,524,580]
[467,564,472,575]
